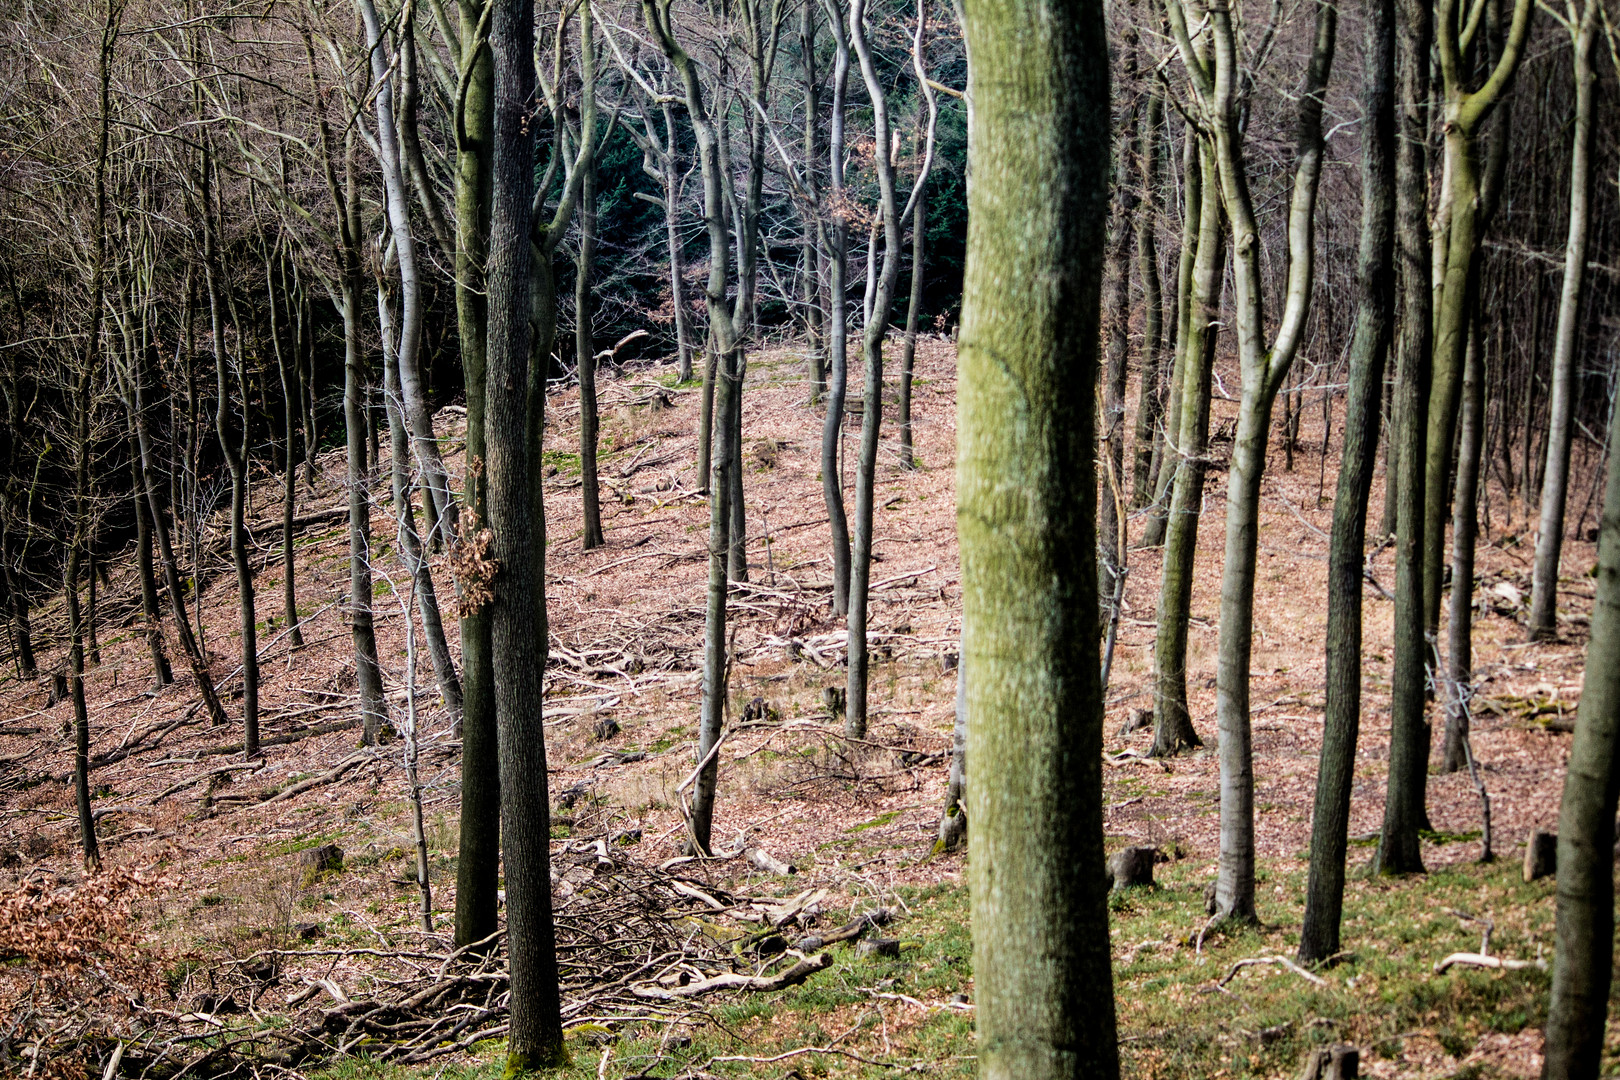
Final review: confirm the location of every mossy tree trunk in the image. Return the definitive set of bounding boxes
[1149,143,1220,759]
[957,0,1119,1074]
[1543,305,1620,1078]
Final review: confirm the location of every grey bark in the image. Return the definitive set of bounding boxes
[1528,0,1599,641]
[1299,0,1395,965]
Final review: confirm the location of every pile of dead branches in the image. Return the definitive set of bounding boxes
[28,851,870,1076]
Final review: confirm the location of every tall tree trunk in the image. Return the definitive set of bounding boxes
[378,284,465,718]
[1299,0,1395,965]
[843,0,918,740]
[645,0,747,852]
[1150,144,1221,758]
[488,0,563,1064]
[578,162,605,550]
[70,0,114,868]
[690,353,735,853]
[1204,0,1337,923]
[203,189,260,760]
[1375,0,1434,876]
[1542,343,1620,1080]
[1441,315,1484,772]
[1130,92,1166,510]
[663,104,694,385]
[451,0,500,953]
[129,437,173,683]
[1099,81,1136,604]
[819,0,852,614]
[897,175,925,469]
[802,0,825,402]
[1419,0,1534,636]
[360,0,460,550]
[1528,0,1598,641]
[268,250,305,650]
[342,271,388,747]
[1141,126,1199,547]
[958,0,1120,1070]
[128,337,227,727]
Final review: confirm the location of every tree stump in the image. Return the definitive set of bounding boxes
[1119,708,1153,736]
[46,671,68,707]
[822,686,846,720]
[856,937,901,959]
[299,843,344,885]
[1298,1045,1359,1080]
[1106,846,1158,891]
[1523,829,1557,882]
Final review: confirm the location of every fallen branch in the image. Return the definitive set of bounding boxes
[1218,955,1328,988]
[1433,952,1546,974]
[150,762,266,804]
[256,751,373,806]
[195,717,363,759]
[744,846,795,876]
[630,952,832,999]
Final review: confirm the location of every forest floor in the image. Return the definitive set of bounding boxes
[0,337,1609,1078]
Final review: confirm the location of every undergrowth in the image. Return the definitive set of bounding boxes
[303,854,1603,1080]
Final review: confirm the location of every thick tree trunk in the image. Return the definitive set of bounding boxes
[1299,0,1395,965]
[1419,0,1533,636]
[66,540,97,873]
[1376,0,1434,876]
[958,0,1120,1071]
[1150,145,1221,758]
[452,0,499,953]
[488,0,563,1064]
[1528,2,1598,641]
[1542,323,1620,1079]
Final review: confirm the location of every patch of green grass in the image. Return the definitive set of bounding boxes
[543,449,582,474]
[848,810,903,833]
